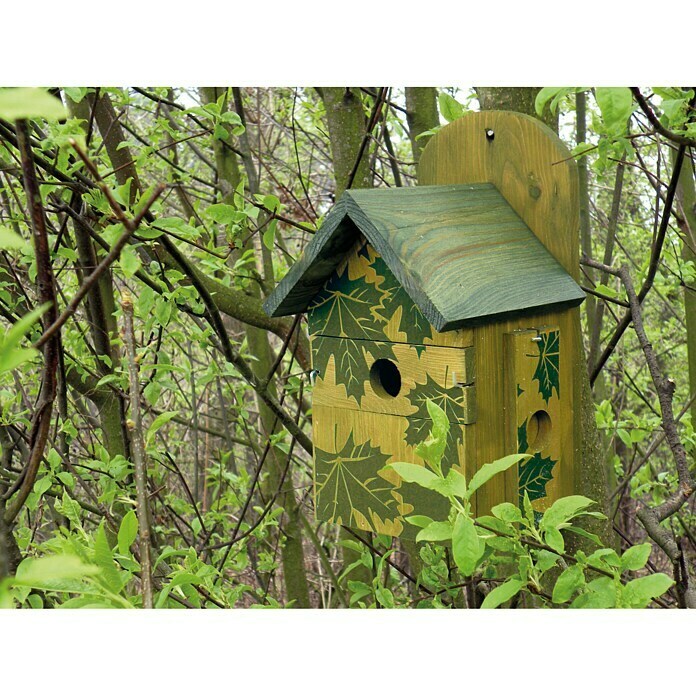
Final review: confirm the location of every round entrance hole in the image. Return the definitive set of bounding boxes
[527,410,552,451]
[370,359,402,398]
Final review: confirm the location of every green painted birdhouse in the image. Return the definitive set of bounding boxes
[264,111,585,538]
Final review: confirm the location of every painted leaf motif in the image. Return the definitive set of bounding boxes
[404,373,464,466]
[519,453,556,503]
[312,335,371,402]
[314,431,396,529]
[517,420,529,454]
[371,255,432,346]
[532,330,560,403]
[307,263,382,340]
[517,419,556,504]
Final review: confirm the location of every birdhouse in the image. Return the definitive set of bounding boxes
[264,111,585,538]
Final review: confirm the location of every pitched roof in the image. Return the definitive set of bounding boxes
[263,183,585,332]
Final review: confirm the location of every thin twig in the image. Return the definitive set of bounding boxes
[121,290,155,609]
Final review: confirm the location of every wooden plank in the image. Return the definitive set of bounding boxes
[419,111,580,277]
[504,328,563,515]
[312,405,471,538]
[343,185,584,331]
[311,335,475,423]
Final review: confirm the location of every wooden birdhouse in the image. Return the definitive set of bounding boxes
[264,111,585,538]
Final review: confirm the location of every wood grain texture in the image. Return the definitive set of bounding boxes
[504,327,563,514]
[419,111,581,516]
[311,336,475,422]
[265,183,584,330]
[419,110,581,278]
[312,405,470,538]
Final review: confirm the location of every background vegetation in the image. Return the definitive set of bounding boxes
[0,86,694,608]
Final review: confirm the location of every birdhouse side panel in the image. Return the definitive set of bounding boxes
[504,327,562,517]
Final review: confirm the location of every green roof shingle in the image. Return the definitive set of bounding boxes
[263,183,584,332]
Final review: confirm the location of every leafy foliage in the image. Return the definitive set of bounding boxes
[0,85,691,611]
[387,401,675,609]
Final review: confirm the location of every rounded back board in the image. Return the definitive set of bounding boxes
[419,111,580,279]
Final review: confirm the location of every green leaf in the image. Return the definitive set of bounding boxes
[214,123,229,141]
[0,347,38,374]
[620,543,651,572]
[404,515,434,529]
[375,586,394,608]
[146,410,179,446]
[622,573,674,608]
[93,522,124,594]
[552,565,585,603]
[0,88,67,121]
[119,246,141,278]
[587,548,621,569]
[413,399,450,471]
[544,526,565,554]
[118,510,138,556]
[535,549,560,574]
[56,491,83,529]
[33,475,53,496]
[475,515,515,536]
[595,88,634,135]
[56,471,74,488]
[491,502,522,523]
[14,555,99,592]
[0,225,28,251]
[571,142,595,159]
[572,576,617,608]
[429,468,468,499]
[565,525,602,547]
[541,495,595,529]
[63,87,90,104]
[262,219,278,251]
[416,521,453,542]
[438,92,465,123]
[594,283,618,299]
[155,217,199,241]
[481,578,525,609]
[347,580,372,605]
[616,429,632,448]
[452,513,481,576]
[468,454,529,497]
[261,194,281,212]
[2,304,48,353]
[205,203,237,225]
[386,462,440,489]
[535,87,574,116]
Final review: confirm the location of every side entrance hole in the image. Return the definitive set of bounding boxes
[527,409,552,451]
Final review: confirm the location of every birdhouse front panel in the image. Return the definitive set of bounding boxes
[308,237,475,537]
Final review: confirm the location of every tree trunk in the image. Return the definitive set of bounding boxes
[673,149,696,424]
[405,88,439,164]
[202,87,311,608]
[316,88,371,196]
